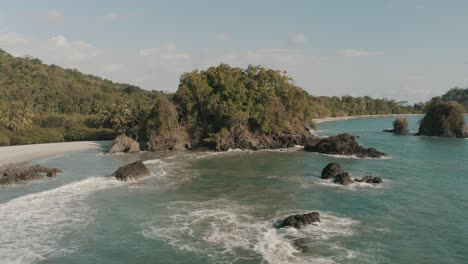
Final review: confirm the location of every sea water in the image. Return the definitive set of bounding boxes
[0,115,467,264]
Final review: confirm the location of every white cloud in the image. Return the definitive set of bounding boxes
[292,33,307,45]
[43,35,99,61]
[45,10,65,24]
[0,32,27,47]
[338,49,383,57]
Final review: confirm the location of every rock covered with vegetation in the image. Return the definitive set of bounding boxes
[0,164,62,185]
[383,117,409,135]
[112,161,150,181]
[304,133,387,158]
[108,135,140,154]
[277,212,321,229]
[416,100,468,138]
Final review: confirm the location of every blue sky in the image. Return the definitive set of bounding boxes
[1,0,468,102]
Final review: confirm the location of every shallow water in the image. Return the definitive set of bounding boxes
[1,116,467,264]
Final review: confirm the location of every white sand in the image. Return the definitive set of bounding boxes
[313,114,423,124]
[0,141,112,165]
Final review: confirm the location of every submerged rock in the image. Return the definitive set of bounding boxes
[0,164,62,185]
[321,163,343,179]
[277,212,321,229]
[304,133,387,158]
[416,101,468,138]
[108,135,140,154]
[354,176,383,184]
[112,161,150,181]
[383,117,409,135]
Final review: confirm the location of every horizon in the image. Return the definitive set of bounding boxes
[1,0,468,103]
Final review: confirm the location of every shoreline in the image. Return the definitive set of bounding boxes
[313,113,423,124]
[0,141,112,165]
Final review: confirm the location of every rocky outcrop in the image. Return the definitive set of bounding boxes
[354,176,383,184]
[334,172,354,185]
[0,164,62,185]
[304,133,387,158]
[112,161,150,181]
[416,101,468,138]
[319,163,383,186]
[204,125,318,151]
[108,135,140,154]
[383,117,409,135]
[277,212,321,229]
[321,163,343,179]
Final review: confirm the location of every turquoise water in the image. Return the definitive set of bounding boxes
[1,116,467,264]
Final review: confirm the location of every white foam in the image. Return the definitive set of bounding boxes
[141,200,360,264]
[317,178,387,190]
[313,153,392,160]
[0,177,124,264]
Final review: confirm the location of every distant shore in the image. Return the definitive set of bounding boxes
[313,114,423,124]
[0,141,112,165]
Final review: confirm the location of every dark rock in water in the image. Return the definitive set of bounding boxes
[277,212,320,229]
[0,164,62,185]
[112,161,150,181]
[108,135,140,154]
[354,176,383,184]
[334,172,354,185]
[383,117,409,135]
[292,238,311,253]
[416,101,468,138]
[304,133,387,158]
[321,163,343,179]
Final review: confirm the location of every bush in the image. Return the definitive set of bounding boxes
[64,127,117,141]
[10,127,64,145]
[0,129,11,146]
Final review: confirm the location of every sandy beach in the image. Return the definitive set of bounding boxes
[0,141,112,165]
[313,113,423,124]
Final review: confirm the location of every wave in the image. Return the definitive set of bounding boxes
[317,179,387,190]
[0,177,124,264]
[141,199,361,264]
[312,153,392,160]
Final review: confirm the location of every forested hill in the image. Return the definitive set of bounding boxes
[441,88,468,110]
[0,49,421,146]
[0,48,161,114]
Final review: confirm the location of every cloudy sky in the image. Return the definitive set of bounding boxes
[1,0,468,102]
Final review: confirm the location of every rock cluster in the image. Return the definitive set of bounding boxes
[304,133,387,158]
[112,161,150,181]
[416,101,468,138]
[108,135,140,154]
[0,164,62,185]
[320,162,383,186]
[277,212,321,229]
[383,117,409,135]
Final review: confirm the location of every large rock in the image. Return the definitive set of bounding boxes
[277,212,321,229]
[383,117,409,135]
[334,172,354,185]
[321,163,343,179]
[112,161,150,181]
[304,133,387,158]
[108,135,140,154]
[0,164,62,185]
[416,101,468,138]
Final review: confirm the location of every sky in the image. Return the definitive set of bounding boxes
[1,0,468,103]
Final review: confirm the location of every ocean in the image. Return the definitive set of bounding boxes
[1,115,467,264]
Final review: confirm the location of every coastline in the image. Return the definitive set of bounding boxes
[0,141,112,165]
[313,113,423,124]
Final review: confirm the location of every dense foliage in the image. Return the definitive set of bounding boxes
[441,88,468,111]
[0,49,160,145]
